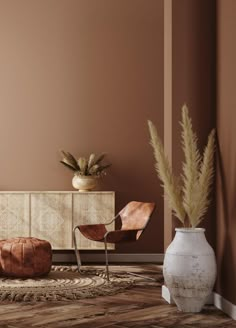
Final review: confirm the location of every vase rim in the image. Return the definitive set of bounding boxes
[73,175,99,179]
[175,227,205,233]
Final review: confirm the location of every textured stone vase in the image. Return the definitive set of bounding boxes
[72,175,98,192]
[163,228,217,313]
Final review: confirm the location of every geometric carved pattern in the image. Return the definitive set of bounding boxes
[31,193,72,250]
[81,208,105,222]
[38,209,64,232]
[0,208,19,230]
[0,193,30,239]
[0,191,115,250]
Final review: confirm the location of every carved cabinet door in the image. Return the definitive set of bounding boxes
[0,193,30,239]
[31,193,72,249]
[0,191,115,250]
[73,192,115,249]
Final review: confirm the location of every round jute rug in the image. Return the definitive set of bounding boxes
[0,266,135,302]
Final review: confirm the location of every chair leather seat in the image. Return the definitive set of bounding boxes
[79,224,108,241]
[78,224,139,243]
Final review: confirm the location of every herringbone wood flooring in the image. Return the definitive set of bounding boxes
[0,265,235,328]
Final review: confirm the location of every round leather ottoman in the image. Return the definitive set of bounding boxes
[0,237,52,278]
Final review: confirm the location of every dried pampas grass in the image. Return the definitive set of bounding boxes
[148,105,215,227]
[148,120,186,224]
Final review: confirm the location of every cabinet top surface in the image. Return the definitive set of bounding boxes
[0,191,115,194]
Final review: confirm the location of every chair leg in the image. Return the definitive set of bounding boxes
[73,226,82,272]
[104,238,110,281]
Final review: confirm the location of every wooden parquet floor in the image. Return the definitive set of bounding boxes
[0,264,235,328]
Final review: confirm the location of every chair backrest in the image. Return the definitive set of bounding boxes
[119,201,156,240]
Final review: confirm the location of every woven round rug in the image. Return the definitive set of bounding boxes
[0,266,135,302]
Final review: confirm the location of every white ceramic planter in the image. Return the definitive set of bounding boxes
[163,228,217,313]
[72,175,98,192]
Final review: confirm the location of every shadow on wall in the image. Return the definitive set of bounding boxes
[216,134,236,300]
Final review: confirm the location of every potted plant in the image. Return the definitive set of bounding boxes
[60,151,111,192]
[147,104,217,313]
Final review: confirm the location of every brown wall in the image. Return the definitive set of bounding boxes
[164,0,216,248]
[0,0,164,253]
[216,0,236,305]
[172,0,216,247]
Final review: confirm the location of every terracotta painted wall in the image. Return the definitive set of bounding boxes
[216,0,236,305]
[164,0,216,248]
[0,0,164,253]
[172,0,216,247]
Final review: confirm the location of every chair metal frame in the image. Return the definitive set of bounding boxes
[73,213,119,278]
[73,202,156,281]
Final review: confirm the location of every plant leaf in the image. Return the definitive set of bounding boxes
[88,164,100,175]
[88,153,96,169]
[94,153,106,165]
[60,150,79,170]
[78,157,87,175]
[96,164,112,172]
[60,160,76,172]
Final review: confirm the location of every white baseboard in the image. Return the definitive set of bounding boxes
[214,292,236,320]
[52,253,164,263]
[161,286,236,320]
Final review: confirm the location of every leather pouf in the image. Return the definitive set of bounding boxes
[0,237,52,278]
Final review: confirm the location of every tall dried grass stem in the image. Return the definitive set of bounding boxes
[148,120,185,224]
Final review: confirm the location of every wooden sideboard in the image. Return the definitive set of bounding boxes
[0,191,115,250]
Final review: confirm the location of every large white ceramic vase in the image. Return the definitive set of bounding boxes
[163,228,217,313]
